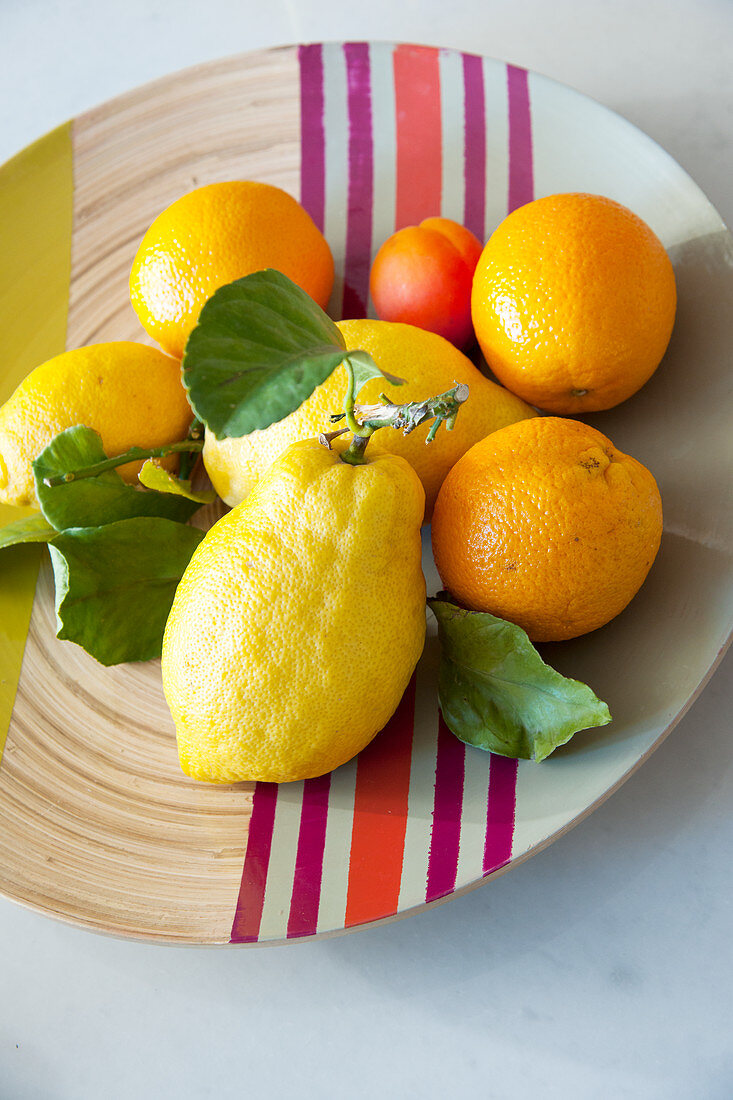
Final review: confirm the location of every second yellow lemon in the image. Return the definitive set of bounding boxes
[203,319,535,518]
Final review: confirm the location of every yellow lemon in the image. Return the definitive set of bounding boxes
[0,342,192,507]
[203,318,535,518]
[162,438,426,783]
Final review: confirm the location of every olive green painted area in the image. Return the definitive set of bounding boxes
[0,122,73,761]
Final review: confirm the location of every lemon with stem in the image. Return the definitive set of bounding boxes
[161,364,467,783]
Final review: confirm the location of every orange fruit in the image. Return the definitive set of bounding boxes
[203,318,536,519]
[431,417,663,642]
[471,193,676,413]
[370,217,483,348]
[129,181,334,359]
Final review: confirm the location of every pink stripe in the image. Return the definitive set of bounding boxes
[426,715,466,902]
[342,42,374,319]
[462,53,486,241]
[506,64,533,212]
[483,756,518,874]
[286,773,332,938]
[298,44,326,232]
[230,782,278,943]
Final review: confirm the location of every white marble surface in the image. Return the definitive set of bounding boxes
[1,2,732,1097]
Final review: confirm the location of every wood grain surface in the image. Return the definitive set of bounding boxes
[0,46,301,941]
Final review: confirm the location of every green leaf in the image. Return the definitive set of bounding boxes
[49,517,204,665]
[428,595,612,762]
[138,460,216,505]
[183,269,348,439]
[0,513,57,550]
[33,427,201,528]
[345,349,405,396]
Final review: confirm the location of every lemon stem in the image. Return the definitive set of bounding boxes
[337,379,470,466]
[42,440,204,487]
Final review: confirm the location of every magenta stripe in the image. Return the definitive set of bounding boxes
[341,42,374,319]
[229,782,278,943]
[506,64,534,212]
[286,773,332,938]
[462,53,486,241]
[426,715,466,902]
[479,70,530,876]
[483,756,518,874]
[298,44,326,231]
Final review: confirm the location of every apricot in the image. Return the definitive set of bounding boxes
[369,217,483,348]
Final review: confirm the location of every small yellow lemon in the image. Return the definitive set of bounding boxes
[0,342,192,507]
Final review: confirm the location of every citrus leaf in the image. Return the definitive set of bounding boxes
[428,594,612,762]
[183,269,348,439]
[0,513,57,550]
[49,517,204,666]
[138,460,216,505]
[33,426,201,528]
[345,349,405,396]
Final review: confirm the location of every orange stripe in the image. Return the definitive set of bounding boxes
[344,676,416,927]
[393,44,442,227]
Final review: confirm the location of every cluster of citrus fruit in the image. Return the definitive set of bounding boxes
[0,178,675,781]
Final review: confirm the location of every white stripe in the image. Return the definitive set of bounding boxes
[510,759,541,861]
[526,70,720,245]
[397,637,440,911]
[483,56,510,233]
[316,759,358,934]
[454,751,492,890]
[257,782,303,940]
[438,47,466,223]
[398,531,444,909]
[322,43,349,318]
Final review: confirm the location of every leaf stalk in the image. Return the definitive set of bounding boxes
[42,440,204,488]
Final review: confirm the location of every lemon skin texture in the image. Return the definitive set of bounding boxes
[162,439,427,784]
[0,342,192,507]
[202,319,535,520]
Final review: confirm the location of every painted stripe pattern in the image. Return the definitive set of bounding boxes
[287,773,331,937]
[230,43,532,943]
[426,716,465,902]
[394,45,443,227]
[342,43,374,319]
[345,675,416,926]
[299,44,326,232]
[507,64,534,212]
[230,782,278,942]
[462,52,486,240]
